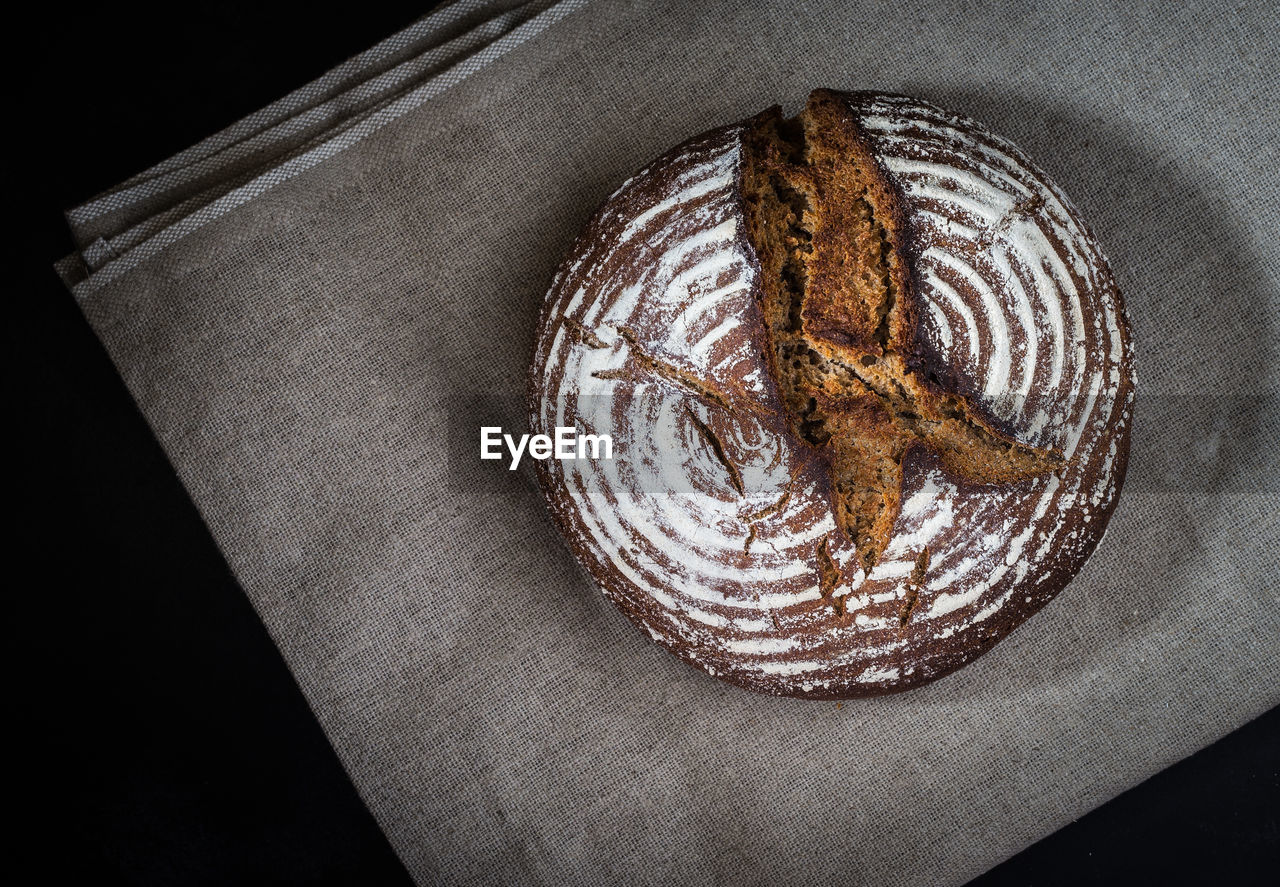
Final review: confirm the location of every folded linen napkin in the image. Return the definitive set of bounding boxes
[59,1,1279,884]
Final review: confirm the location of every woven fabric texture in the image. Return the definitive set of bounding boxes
[60,1,1279,884]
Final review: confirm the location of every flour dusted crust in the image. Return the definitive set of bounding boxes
[528,91,1135,699]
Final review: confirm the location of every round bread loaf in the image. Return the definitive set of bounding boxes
[528,90,1134,698]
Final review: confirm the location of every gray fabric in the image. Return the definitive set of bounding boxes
[60,0,1279,884]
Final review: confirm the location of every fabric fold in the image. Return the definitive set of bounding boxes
[57,2,1280,885]
[66,0,535,246]
[58,0,585,289]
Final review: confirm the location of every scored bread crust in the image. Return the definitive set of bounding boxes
[528,90,1135,699]
[741,90,1068,577]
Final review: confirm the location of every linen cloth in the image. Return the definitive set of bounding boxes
[59,1,1280,883]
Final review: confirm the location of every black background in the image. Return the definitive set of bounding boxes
[18,4,1277,884]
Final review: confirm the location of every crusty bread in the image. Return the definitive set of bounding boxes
[529,90,1134,698]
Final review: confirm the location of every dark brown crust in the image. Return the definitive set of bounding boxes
[528,90,1135,700]
[805,88,919,358]
[740,90,1065,573]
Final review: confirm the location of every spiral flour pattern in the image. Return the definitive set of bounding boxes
[529,93,1134,698]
